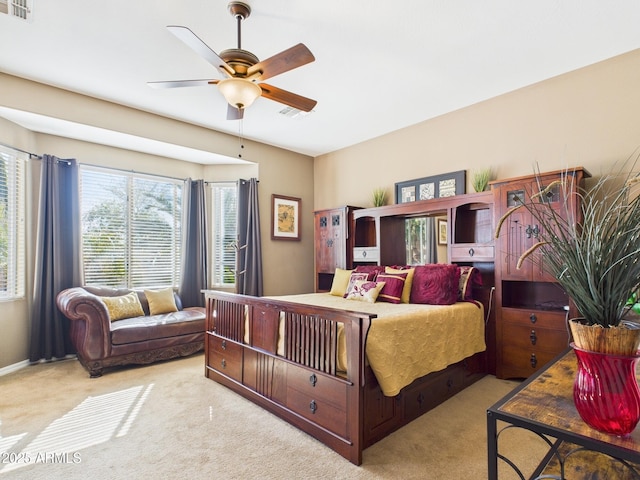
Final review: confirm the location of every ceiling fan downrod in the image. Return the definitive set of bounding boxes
[228,1,251,50]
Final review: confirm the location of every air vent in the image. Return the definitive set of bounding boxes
[0,0,34,22]
[278,106,314,119]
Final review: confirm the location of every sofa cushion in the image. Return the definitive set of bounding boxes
[101,292,145,321]
[110,308,205,345]
[144,288,178,315]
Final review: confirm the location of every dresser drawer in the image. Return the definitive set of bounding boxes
[501,308,567,330]
[501,345,562,378]
[502,323,570,352]
[286,388,347,437]
[286,365,348,408]
[207,334,243,382]
[450,243,494,262]
[353,247,379,262]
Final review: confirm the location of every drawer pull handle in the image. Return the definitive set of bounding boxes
[309,400,317,414]
[309,373,317,387]
[530,354,537,368]
[221,340,226,350]
[529,330,537,345]
[468,248,474,257]
[362,250,367,257]
[417,392,425,406]
[221,359,226,369]
[529,313,537,324]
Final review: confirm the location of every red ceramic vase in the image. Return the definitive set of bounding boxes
[572,344,640,436]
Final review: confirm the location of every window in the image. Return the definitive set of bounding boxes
[211,183,237,287]
[0,147,26,300]
[0,0,34,21]
[80,166,182,289]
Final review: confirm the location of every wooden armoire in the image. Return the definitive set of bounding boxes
[491,167,590,379]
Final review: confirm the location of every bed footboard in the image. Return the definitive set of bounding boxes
[203,290,374,465]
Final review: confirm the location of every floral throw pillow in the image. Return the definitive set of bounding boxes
[343,272,370,298]
[345,280,386,303]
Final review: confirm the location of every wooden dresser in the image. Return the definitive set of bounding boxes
[491,168,590,379]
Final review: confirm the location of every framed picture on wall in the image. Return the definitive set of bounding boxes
[437,218,448,245]
[271,194,301,241]
[395,170,466,204]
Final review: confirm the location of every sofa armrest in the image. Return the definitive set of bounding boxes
[56,287,113,361]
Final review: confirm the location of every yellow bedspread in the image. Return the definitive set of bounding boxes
[269,293,486,397]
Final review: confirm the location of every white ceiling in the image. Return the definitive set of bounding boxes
[1,1,639,162]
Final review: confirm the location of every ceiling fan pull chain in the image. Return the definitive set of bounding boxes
[237,120,245,158]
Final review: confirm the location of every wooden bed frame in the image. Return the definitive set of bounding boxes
[203,290,487,465]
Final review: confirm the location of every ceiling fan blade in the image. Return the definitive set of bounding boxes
[259,83,317,112]
[167,25,235,77]
[247,43,315,82]
[147,79,218,89]
[227,104,244,120]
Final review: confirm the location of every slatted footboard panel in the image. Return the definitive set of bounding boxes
[208,296,245,342]
[283,312,339,376]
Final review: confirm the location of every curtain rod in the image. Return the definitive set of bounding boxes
[0,142,42,159]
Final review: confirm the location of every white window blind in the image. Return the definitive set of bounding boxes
[0,0,34,21]
[80,166,182,289]
[211,183,237,287]
[0,147,26,300]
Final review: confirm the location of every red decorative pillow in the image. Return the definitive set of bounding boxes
[376,272,408,304]
[410,264,461,305]
[458,266,482,301]
[343,272,369,298]
[354,265,385,280]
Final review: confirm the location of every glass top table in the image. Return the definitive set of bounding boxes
[487,348,640,479]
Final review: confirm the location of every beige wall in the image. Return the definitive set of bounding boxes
[0,75,313,369]
[314,49,640,209]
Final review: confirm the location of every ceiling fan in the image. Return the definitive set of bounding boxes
[148,1,317,120]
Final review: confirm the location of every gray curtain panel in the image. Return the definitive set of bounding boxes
[425,217,437,264]
[237,178,263,296]
[179,179,208,307]
[30,155,82,362]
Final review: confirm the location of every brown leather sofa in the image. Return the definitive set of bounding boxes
[56,286,206,377]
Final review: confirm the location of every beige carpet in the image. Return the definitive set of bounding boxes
[0,354,549,479]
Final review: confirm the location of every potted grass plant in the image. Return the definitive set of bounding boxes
[495,156,640,435]
[372,187,387,207]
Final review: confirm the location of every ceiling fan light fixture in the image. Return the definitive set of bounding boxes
[217,78,262,109]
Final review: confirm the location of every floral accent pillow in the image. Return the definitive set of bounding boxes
[343,272,370,298]
[345,280,386,303]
